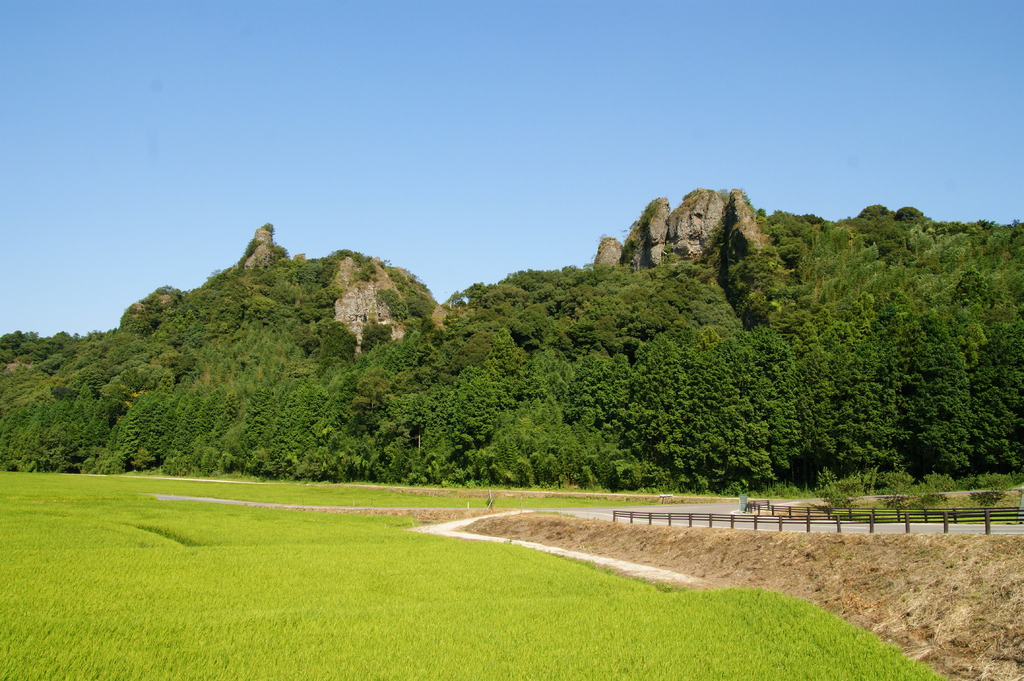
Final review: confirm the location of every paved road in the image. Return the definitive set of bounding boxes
[546,500,1024,535]
[149,494,470,512]
[152,494,1023,535]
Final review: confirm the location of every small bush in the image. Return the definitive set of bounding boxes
[815,470,864,510]
[970,473,1013,506]
[879,470,915,508]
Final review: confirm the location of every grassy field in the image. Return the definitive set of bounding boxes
[0,473,942,680]
[0,472,638,508]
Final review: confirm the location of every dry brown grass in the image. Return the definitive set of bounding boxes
[466,513,1024,681]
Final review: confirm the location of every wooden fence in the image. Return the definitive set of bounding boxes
[611,507,1021,534]
[746,500,1022,525]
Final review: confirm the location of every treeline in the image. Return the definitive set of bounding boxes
[1,205,1021,492]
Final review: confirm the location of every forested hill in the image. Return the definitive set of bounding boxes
[1,193,1022,493]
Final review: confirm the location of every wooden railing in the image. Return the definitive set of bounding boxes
[611,507,1021,534]
[746,501,1022,527]
[612,510,851,533]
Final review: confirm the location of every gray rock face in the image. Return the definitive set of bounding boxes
[723,189,768,258]
[624,197,672,269]
[244,227,275,269]
[594,236,623,266]
[333,257,406,351]
[666,189,726,259]
[616,188,765,270]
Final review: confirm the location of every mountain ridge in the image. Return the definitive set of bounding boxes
[1,189,1021,493]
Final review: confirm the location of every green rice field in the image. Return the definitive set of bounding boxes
[0,472,634,508]
[0,473,941,680]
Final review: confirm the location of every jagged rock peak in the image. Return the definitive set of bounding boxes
[621,197,671,270]
[610,188,764,270]
[253,225,273,244]
[244,224,276,269]
[333,257,406,352]
[723,189,768,255]
[594,236,623,266]
[666,188,727,260]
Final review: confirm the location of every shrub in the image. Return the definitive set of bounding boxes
[815,470,864,510]
[879,470,915,508]
[970,473,1012,506]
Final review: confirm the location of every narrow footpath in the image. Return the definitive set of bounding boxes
[410,511,705,587]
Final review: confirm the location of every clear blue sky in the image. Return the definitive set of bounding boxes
[2,0,1021,337]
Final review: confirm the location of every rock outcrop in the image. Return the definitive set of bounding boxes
[594,236,623,266]
[333,257,406,350]
[722,189,768,263]
[601,188,766,270]
[624,197,672,270]
[243,226,275,269]
[666,188,727,260]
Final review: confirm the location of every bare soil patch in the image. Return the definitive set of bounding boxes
[467,513,1024,681]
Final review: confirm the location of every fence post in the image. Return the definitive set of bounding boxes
[730,515,735,529]
[904,513,910,534]
[648,514,652,525]
[753,515,758,531]
[708,514,713,528]
[869,509,875,534]
[668,515,672,527]
[778,515,783,531]
[629,513,634,524]
[836,517,842,533]
[688,515,693,527]
[806,515,810,533]
[943,511,949,534]
[985,509,991,535]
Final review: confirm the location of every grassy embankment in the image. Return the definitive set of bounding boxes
[467,513,1024,681]
[0,473,941,680]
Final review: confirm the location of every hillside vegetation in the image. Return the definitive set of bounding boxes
[2,197,1022,493]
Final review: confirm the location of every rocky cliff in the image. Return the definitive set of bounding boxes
[243,225,276,269]
[597,188,766,270]
[594,236,624,266]
[333,256,407,350]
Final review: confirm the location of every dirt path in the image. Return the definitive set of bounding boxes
[410,511,705,587]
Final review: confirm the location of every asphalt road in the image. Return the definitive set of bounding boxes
[151,494,1024,535]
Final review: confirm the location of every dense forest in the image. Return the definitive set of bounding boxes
[2,198,1022,494]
